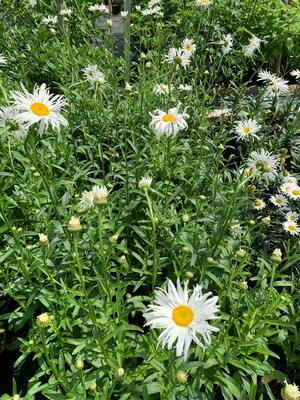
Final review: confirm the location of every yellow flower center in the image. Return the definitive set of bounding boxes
[200,0,209,3]
[275,198,283,204]
[242,127,251,135]
[162,113,177,123]
[290,216,296,221]
[172,305,194,327]
[292,189,300,196]
[289,225,296,231]
[31,102,50,116]
[255,200,262,206]
[185,44,192,52]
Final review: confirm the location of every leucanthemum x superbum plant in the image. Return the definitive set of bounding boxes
[1,0,300,398]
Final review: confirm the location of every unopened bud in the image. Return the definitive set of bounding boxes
[68,216,82,232]
[177,370,188,383]
[185,271,193,278]
[119,255,127,265]
[114,367,125,380]
[239,280,248,290]
[75,359,84,370]
[38,233,49,246]
[207,256,214,264]
[36,313,51,328]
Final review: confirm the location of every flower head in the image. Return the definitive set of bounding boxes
[37,313,52,328]
[270,194,287,207]
[153,84,172,95]
[286,211,298,222]
[290,69,300,80]
[10,83,68,135]
[258,70,289,97]
[165,48,191,70]
[221,34,233,55]
[181,38,196,55]
[88,3,109,13]
[247,149,279,182]
[283,220,300,236]
[92,185,108,204]
[144,279,219,360]
[195,0,212,6]
[42,15,58,25]
[139,177,152,189]
[281,381,300,400]
[83,65,105,86]
[244,35,261,57]
[0,107,28,139]
[235,118,261,141]
[149,103,189,139]
[253,199,266,210]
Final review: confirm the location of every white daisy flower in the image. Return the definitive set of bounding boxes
[178,84,192,92]
[285,185,300,200]
[149,103,189,139]
[282,381,300,400]
[80,190,94,209]
[59,8,72,17]
[290,69,300,79]
[120,11,129,19]
[10,83,68,135]
[244,35,261,57]
[148,0,161,7]
[42,15,58,25]
[247,149,279,181]
[283,220,299,236]
[280,182,295,195]
[91,185,108,204]
[139,177,152,189]
[181,38,196,55]
[165,48,191,70]
[253,199,266,210]
[283,175,297,184]
[153,84,172,95]
[270,194,287,207]
[221,34,233,55]
[195,0,212,6]
[29,0,37,6]
[83,65,105,86]
[207,108,231,119]
[88,3,109,13]
[286,211,298,222]
[258,70,289,97]
[234,118,261,141]
[144,279,219,360]
[0,107,28,139]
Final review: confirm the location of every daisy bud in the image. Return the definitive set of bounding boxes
[13,395,20,400]
[17,227,22,232]
[126,293,132,299]
[30,166,36,171]
[125,82,132,92]
[182,214,190,222]
[245,333,253,341]
[38,233,49,246]
[145,61,152,68]
[89,381,97,390]
[36,313,51,328]
[182,246,189,252]
[277,155,285,163]
[26,245,32,251]
[33,172,40,177]
[119,255,127,264]
[249,220,255,225]
[247,184,256,192]
[199,195,206,200]
[68,216,82,232]
[218,143,224,150]
[106,19,113,27]
[281,381,300,400]
[75,359,84,370]
[239,280,248,290]
[271,248,282,263]
[177,370,188,383]
[279,148,288,155]
[262,216,271,225]
[207,256,214,264]
[109,234,119,244]
[261,375,275,384]
[242,169,250,177]
[114,367,125,380]
[235,248,246,257]
[283,170,289,177]
[186,271,193,278]
[140,52,146,59]
[135,5,141,11]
